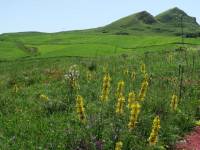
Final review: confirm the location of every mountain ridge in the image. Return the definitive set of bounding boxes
[97,7,200,36]
[0,7,200,36]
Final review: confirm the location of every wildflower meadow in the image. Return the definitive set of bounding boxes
[0,48,199,149]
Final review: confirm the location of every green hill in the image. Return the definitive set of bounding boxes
[155,7,200,34]
[0,7,200,60]
[156,7,199,26]
[98,7,200,35]
[105,11,157,28]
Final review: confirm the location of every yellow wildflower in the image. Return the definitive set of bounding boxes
[128,91,136,109]
[138,80,148,101]
[128,102,141,130]
[116,80,125,98]
[115,141,123,150]
[76,95,86,123]
[170,94,178,111]
[116,94,125,114]
[100,73,111,102]
[148,116,161,145]
[141,63,146,74]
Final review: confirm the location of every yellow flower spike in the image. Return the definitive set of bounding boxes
[100,73,111,102]
[39,94,49,101]
[170,94,178,111]
[116,94,125,115]
[128,102,141,130]
[115,141,123,150]
[148,116,161,145]
[116,80,125,98]
[76,95,86,123]
[138,80,148,101]
[128,91,136,109]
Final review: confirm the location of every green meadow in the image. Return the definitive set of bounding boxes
[0,47,200,149]
[1,32,200,60]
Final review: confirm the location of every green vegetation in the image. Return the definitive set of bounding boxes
[0,32,200,60]
[0,7,200,149]
[0,49,200,149]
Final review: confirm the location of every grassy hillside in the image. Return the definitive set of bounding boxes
[0,7,200,61]
[99,7,200,35]
[0,41,29,60]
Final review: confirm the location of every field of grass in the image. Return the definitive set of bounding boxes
[0,41,28,60]
[1,32,200,60]
[0,48,199,149]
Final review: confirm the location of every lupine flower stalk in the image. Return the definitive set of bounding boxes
[116,80,125,98]
[170,94,178,111]
[128,91,136,109]
[116,94,125,114]
[100,73,111,102]
[148,116,161,145]
[141,63,146,74]
[76,95,86,123]
[128,102,141,130]
[138,80,148,101]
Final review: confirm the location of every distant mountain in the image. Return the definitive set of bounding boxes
[97,7,200,36]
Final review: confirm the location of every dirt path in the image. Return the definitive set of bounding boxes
[176,126,200,150]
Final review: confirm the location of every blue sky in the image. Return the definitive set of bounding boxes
[0,0,199,34]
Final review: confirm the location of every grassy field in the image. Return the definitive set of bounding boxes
[1,32,200,60]
[0,47,199,149]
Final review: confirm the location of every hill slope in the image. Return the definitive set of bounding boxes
[0,7,200,60]
[156,7,199,27]
[155,7,199,34]
[98,7,200,35]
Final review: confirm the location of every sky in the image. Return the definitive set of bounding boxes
[0,0,200,34]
